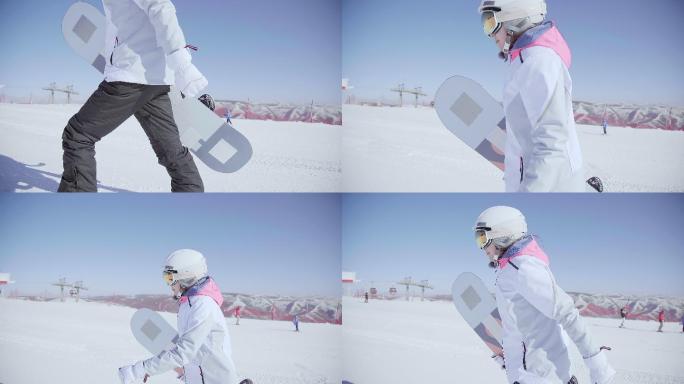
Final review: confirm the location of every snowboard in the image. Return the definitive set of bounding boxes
[62,2,252,174]
[130,308,178,356]
[130,308,253,384]
[434,75,603,192]
[451,272,503,357]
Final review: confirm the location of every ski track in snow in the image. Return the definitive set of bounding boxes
[0,104,341,192]
[342,297,684,384]
[342,105,684,192]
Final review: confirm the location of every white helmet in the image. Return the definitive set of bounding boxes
[474,206,527,250]
[163,249,208,288]
[478,0,547,55]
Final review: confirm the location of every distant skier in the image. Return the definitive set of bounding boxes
[118,249,239,384]
[619,306,628,328]
[657,309,665,332]
[59,0,207,192]
[478,0,585,192]
[602,119,608,135]
[235,306,241,325]
[474,206,616,384]
[364,291,369,303]
[293,314,300,332]
[271,304,276,321]
[681,314,684,333]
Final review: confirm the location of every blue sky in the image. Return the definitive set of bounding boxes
[2,194,682,299]
[0,0,341,105]
[343,194,684,297]
[0,194,341,297]
[343,0,684,106]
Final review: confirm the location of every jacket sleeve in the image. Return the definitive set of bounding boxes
[503,121,523,192]
[501,322,526,383]
[131,0,187,54]
[495,287,526,383]
[515,52,571,192]
[516,259,599,358]
[142,297,214,375]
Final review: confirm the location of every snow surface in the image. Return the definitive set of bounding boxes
[4,103,682,192]
[342,297,684,384]
[342,105,684,192]
[0,103,341,192]
[0,298,341,384]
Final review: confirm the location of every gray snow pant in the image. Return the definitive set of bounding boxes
[58,81,204,192]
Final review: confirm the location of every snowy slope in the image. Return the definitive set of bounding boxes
[342,297,684,384]
[568,293,684,322]
[215,102,342,126]
[0,103,340,192]
[88,293,342,324]
[428,292,684,323]
[573,101,684,131]
[0,298,341,384]
[342,105,684,192]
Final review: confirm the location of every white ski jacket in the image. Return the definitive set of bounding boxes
[101,0,187,85]
[143,277,238,384]
[495,235,614,384]
[502,21,585,192]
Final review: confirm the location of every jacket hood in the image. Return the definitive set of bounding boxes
[510,20,572,68]
[179,276,224,307]
[498,235,550,269]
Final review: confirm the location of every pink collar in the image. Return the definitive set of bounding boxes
[510,25,572,69]
[179,277,224,307]
[498,235,550,270]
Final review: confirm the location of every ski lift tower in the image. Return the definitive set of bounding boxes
[390,83,407,107]
[71,280,88,302]
[416,279,434,302]
[397,276,415,301]
[42,83,79,104]
[408,87,427,108]
[52,277,72,302]
[63,85,79,104]
[391,84,427,108]
[43,82,59,104]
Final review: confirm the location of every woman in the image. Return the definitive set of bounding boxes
[118,249,240,384]
[474,206,616,383]
[479,0,585,192]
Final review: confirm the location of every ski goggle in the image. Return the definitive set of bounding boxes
[162,270,177,286]
[475,228,492,249]
[481,11,501,37]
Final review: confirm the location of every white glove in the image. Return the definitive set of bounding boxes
[584,349,616,384]
[118,361,149,384]
[167,48,208,99]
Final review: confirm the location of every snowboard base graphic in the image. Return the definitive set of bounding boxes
[435,76,506,171]
[451,272,504,357]
[130,308,179,356]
